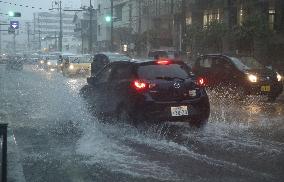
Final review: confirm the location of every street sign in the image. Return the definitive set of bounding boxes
[10,21,19,29]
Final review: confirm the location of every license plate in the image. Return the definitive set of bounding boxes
[261,85,270,92]
[171,106,188,117]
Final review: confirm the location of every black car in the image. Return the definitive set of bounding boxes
[81,58,210,125]
[193,54,283,100]
[91,52,131,76]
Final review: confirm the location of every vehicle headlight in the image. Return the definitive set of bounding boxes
[69,64,74,70]
[276,72,282,82]
[40,60,44,64]
[247,74,258,83]
[47,61,51,65]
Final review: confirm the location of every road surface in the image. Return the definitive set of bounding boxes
[0,64,283,182]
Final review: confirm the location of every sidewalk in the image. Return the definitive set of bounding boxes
[0,111,25,182]
[8,127,26,182]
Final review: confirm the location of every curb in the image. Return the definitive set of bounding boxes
[8,128,26,182]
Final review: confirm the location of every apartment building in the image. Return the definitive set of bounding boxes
[93,0,183,53]
[34,11,77,52]
[185,0,284,66]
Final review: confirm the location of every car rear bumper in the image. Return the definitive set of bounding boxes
[132,95,210,122]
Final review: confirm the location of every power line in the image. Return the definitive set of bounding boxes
[0,0,44,10]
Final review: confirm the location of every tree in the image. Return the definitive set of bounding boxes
[232,14,271,56]
[186,21,228,56]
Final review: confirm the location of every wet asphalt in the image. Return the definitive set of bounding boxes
[0,64,283,182]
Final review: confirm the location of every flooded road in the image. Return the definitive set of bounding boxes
[1,65,284,182]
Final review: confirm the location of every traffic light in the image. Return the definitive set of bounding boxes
[105,16,111,22]
[8,27,15,34]
[8,11,21,17]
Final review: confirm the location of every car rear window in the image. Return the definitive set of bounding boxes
[148,51,168,58]
[137,63,190,80]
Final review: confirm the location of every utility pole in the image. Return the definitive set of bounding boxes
[181,0,187,53]
[88,0,93,53]
[137,0,142,56]
[110,0,114,51]
[55,31,57,50]
[0,24,1,54]
[59,1,63,52]
[38,16,41,50]
[38,30,41,50]
[13,32,16,52]
[33,13,36,45]
[63,3,95,54]
[26,22,31,50]
[49,1,63,52]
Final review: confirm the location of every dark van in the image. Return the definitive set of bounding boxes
[193,54,283,101]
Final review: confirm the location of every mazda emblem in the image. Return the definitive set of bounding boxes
[173,82,181,89]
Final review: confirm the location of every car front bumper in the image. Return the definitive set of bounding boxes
[244,82,283,97]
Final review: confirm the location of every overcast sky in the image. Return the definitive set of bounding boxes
[0,0,81,21]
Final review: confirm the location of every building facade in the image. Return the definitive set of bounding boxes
[184,0,284,67]
[34,11,78,52]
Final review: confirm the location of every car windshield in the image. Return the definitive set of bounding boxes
[138,63,190,80]
[148,51,168,58]
[46,55,58,60]
[69,56,88,63]
[107,54,130,61]
[231,57,265,70]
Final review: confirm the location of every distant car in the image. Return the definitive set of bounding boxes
[81,58,210,126]
[148,50,179,59]
[6,57,24,71]
[37,55,58,71]
[193,54,283,101]
[91,52,131,76]
[61,55,92,77]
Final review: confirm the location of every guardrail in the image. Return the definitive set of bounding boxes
[0,124,7,182]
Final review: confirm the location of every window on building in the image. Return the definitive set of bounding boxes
[268,9,276,30]
[98,4,101,13]
[98,25,101,36]
[203,9,220,27]
[186,12,192,25]
[238,5,244,26]
[129,4,132,22]
[114,5,123,21]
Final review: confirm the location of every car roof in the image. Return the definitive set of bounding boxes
[199,54,234,60]
[109,58,186,66]
[96,52,127,56]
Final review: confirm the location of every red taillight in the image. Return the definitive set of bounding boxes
[133,80,148,91]
[196,77,206,86]
[156,60,171,65]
